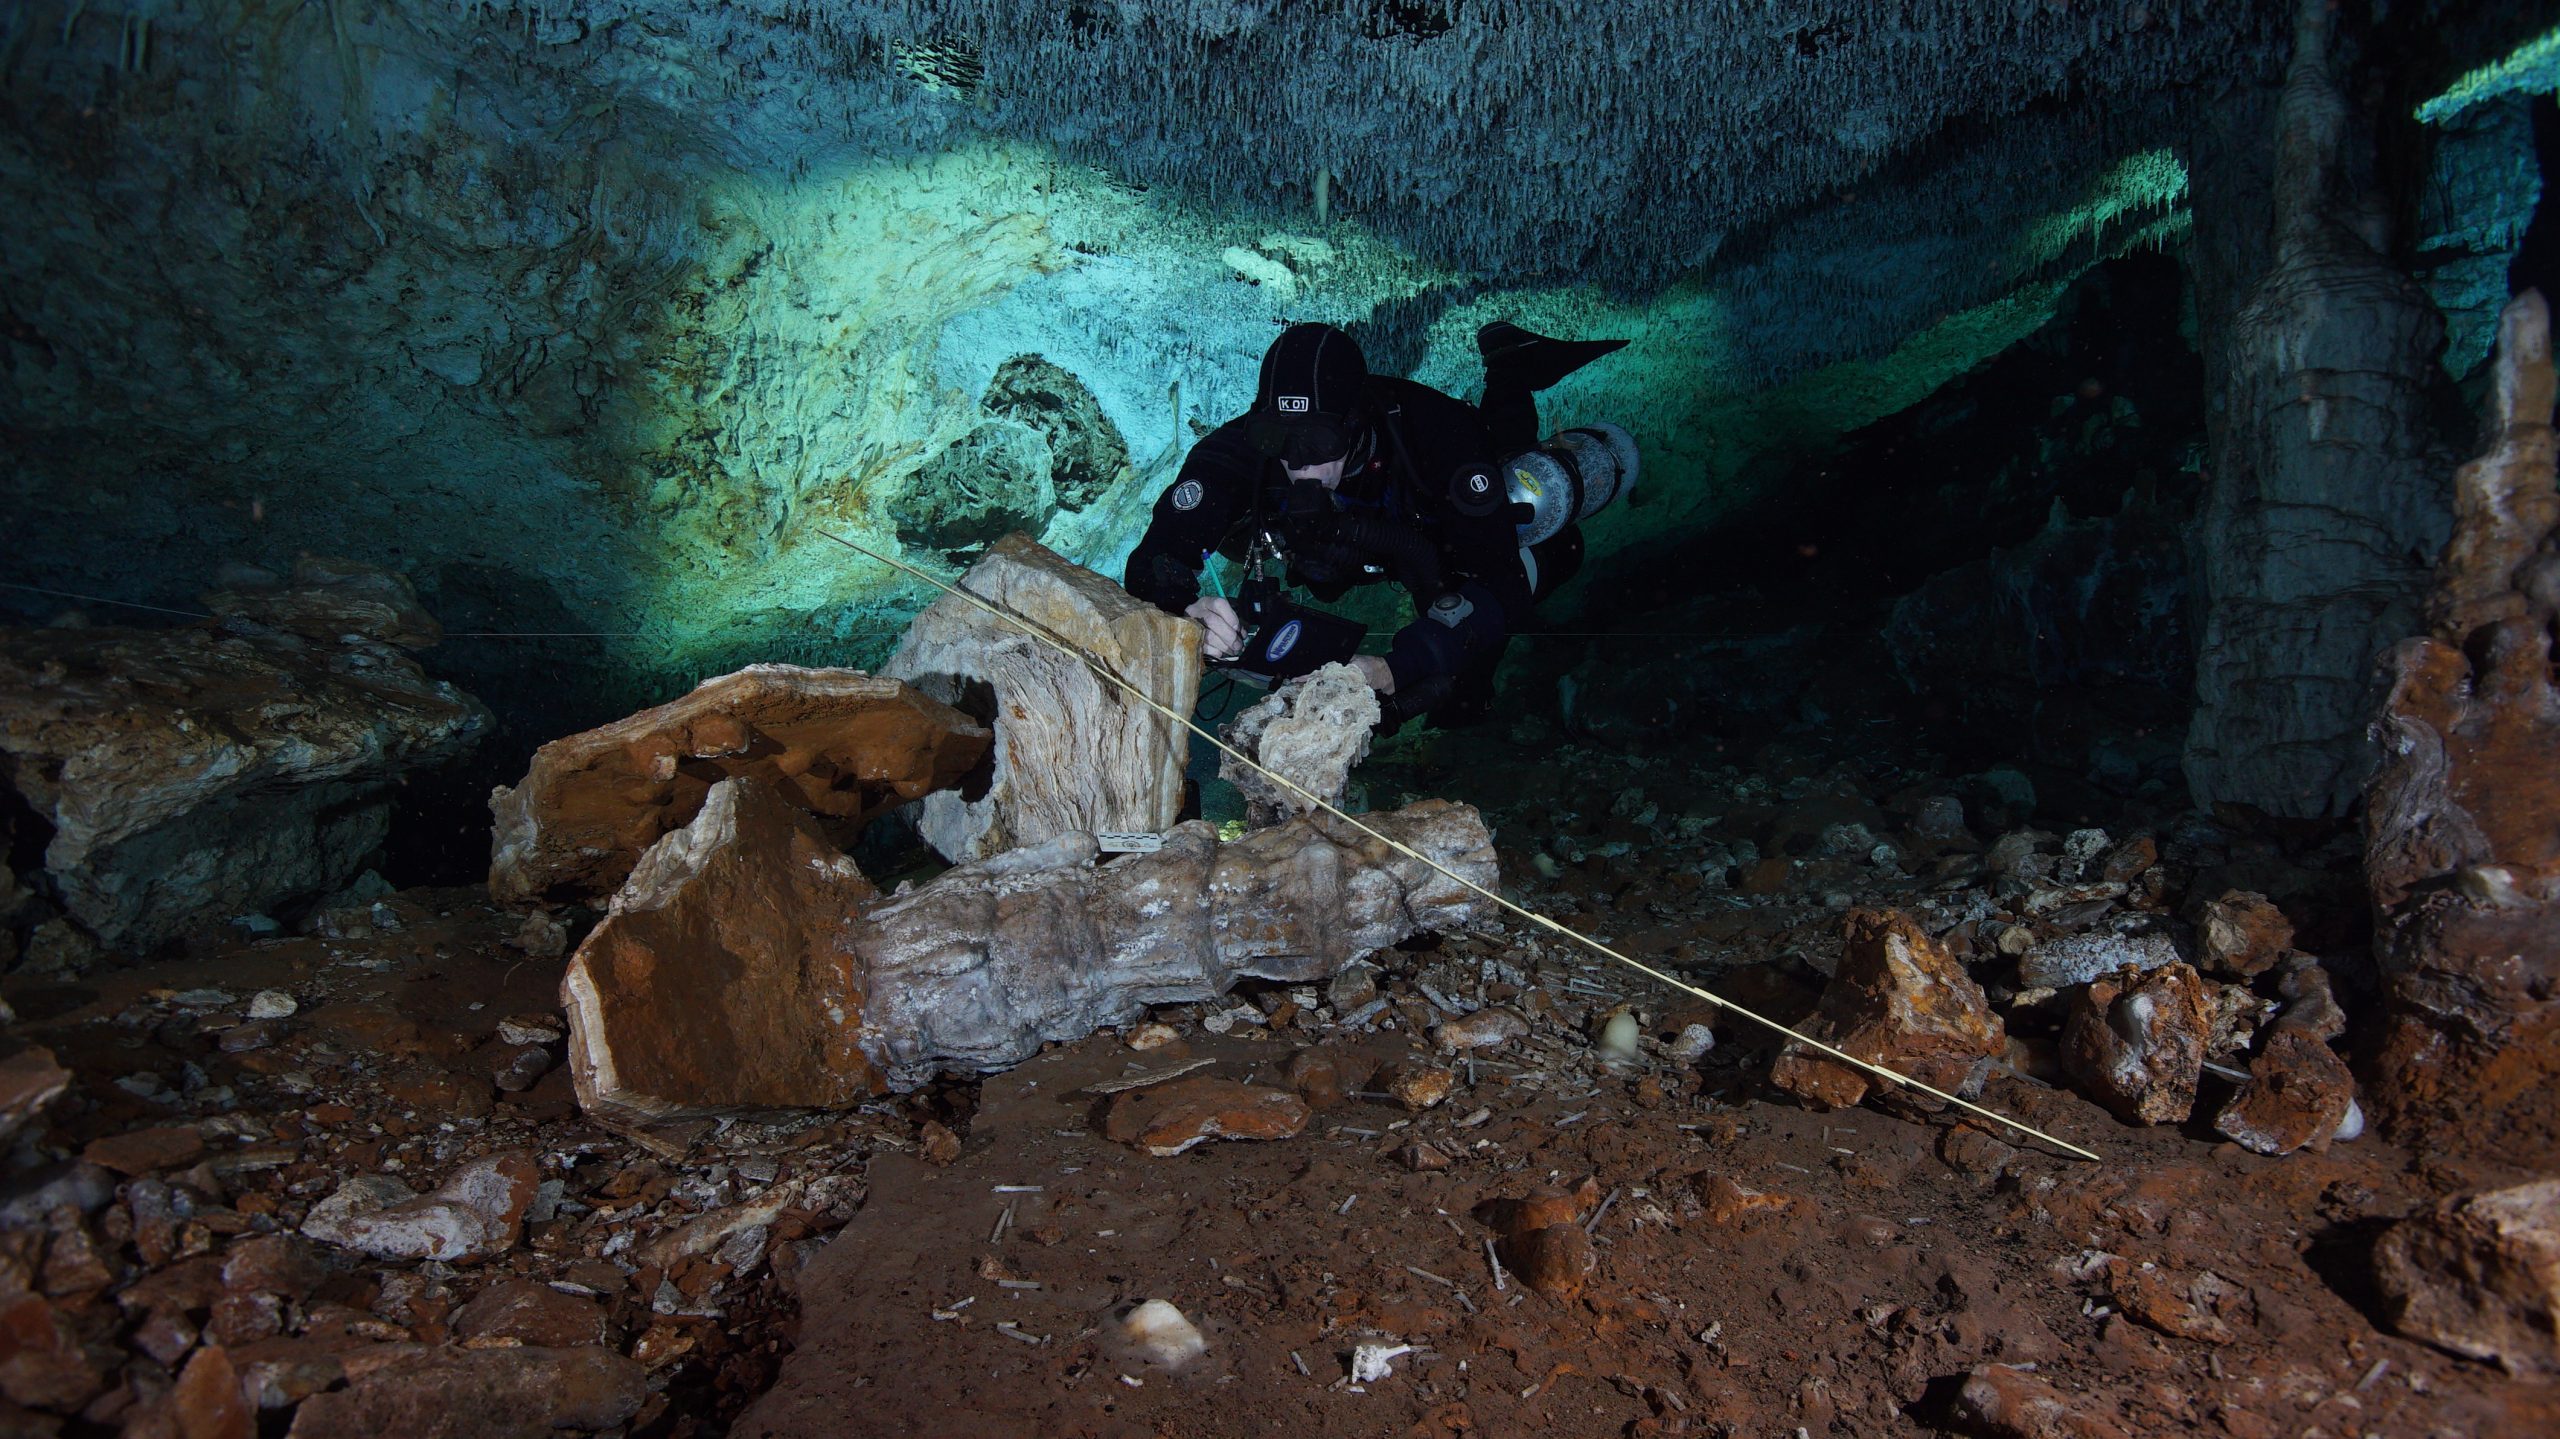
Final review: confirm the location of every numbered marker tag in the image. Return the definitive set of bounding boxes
[1096,832,1165,854]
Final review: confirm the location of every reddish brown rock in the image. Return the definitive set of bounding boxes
[2215,1028,2355,1156]
[2214,964,2357,1156]
[299,1153,539,1263]
[1381,1062,1457,1112]
[2059,963,2212,1126]
[0,1047,70,1149]
[2373,1178,2560,1375]
[1693,1176,1794,1226]
[0,1290,107,1412]
[0,577,490,950]
[217,1229,330,1295]
[1474,1187,1597,1299]
[881,534,1200,863]
[285,1344,646,1439]
[2105,1260,2254,1345]
[1499,1223,1596,1300]
[559,775,884,1130]
[171,1345,254,1439]
[1101,1078,1309,1157]
[1950,1363,2128,1439]
[2364,293,2560,1142]
[1770,908,2005,1113]
[488,665,988,906]
[82,1126,207,1177]
[38,1218,113,1298]
[2197,891,2293,979]
[449,1280,607,1349]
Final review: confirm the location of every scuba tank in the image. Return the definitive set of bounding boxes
[1503,422,1639,547]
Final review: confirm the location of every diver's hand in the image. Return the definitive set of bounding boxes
[1186,597,1246,661]
[1351,654,1396,695]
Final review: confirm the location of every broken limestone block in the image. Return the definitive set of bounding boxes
[559,777,883,1131]
[0,602,490,951]
[1217,663,1381,827]
[488,665,987,906]
[2373,1178,2560,1375]
[561,776,1493,1123]
[2365,292,2560,1140]
[1771,908,2006,1114]
[881,534,1200,863]
[299,1153,538,1263]
[1101,1078,1309,1156]
[2059,963,2212,1126]
[856,798,1493,1089]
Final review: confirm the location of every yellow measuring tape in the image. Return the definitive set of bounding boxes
[818,530,2100,1164]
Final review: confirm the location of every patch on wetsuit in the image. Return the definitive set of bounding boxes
[1448,464,1502,516]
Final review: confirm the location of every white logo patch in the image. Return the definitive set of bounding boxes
[1171,480,1203,510]
[1277,396,1311,413]
[1266,619,1303,661]
[1467,472,1491,494]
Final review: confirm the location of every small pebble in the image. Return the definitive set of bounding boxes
[248,990,298,1021]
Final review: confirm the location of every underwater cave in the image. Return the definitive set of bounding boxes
[5,1,2560,1435]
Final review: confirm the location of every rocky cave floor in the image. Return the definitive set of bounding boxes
[5,724,2557,1439]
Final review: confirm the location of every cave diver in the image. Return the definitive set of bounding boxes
[1124,320,1637,732]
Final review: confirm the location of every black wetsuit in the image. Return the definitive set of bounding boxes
[1124,375,1536,727]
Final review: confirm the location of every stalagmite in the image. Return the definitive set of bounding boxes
[881,534,1199,863]
[2363,291,2560,1143]
[561,775,1494,1129]
[2183,0,2450,817]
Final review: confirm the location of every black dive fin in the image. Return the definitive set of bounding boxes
[1476,319,1629,392]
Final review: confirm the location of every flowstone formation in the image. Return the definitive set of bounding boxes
[0,562,488,955]
[487,666,989,907]
[561,774,1495,1127]
[1217,663,1382,828]
[881,535,1198,864]
[2364,291,2560,1145]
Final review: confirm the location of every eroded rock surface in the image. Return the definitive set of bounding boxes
[563,777,1495,1122]
[2060,963,2211,1126]
[2374,1178,2560,1375]
[881,534,1199,863]
[487,665,987,906]
[2364,292,2560,1143]
[1770,908,2005,1113]
[1218,663,1381,827]
[0,570,490,952]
